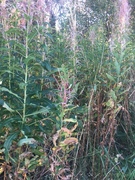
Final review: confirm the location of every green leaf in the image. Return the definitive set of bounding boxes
[3,102,14,112]
[10,40,26,55]
[18,138,37,146]
[28,29,38,44]
[1,70,13,75]
[26,106,50,117]
[63,118,77,123]
[106,73,115,82]
[122,165,128,173]
[4,133,18,151]
[0,87,22,99]
[109,89,117,101]
[45,33,53,41]
[0,99,14,112]
[16,42,26,53]
[114,60,120,75]
[120,67,130,77]
[106,99,114,108]
[32,148,44,156]
[19,82,26,90]
[0,99,4,106]
[0,118,16,131]
[24,55,35,64]
[6,27,21,36]
[24,13,31,21]
[41,61,52,71]
[120,51,125,62]
[47,68,62,76]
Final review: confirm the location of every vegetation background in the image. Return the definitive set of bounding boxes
[0,0,135,179]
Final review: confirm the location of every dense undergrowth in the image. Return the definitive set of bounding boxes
[0,1,135,180]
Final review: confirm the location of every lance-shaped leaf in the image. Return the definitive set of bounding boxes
[0,87,22,99]
[4,132,19,161]
[0,99,14,112]
[106,73,115,82]
[4,133,18,151]
[109,89,117,101]
[18,138,37,146]
[114,60,120,76]
[26,106,50,116]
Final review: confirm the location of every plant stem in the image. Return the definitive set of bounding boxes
[23,38,28,123]
[7,43,11,90]
[22,21,29,123]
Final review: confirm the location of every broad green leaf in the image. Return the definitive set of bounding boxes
[106,73,115,82]
[18,138,37,146]
[26,106,50,116]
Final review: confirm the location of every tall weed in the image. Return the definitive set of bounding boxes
[0,0,134,179]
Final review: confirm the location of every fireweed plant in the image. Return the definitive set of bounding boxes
[0,0,135,179]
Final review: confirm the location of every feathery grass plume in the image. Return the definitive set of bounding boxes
[0,0,9,32]
[118,0,131,34]
[36,0,50,25]
[118,0,131,50]
[109,0,131,52]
